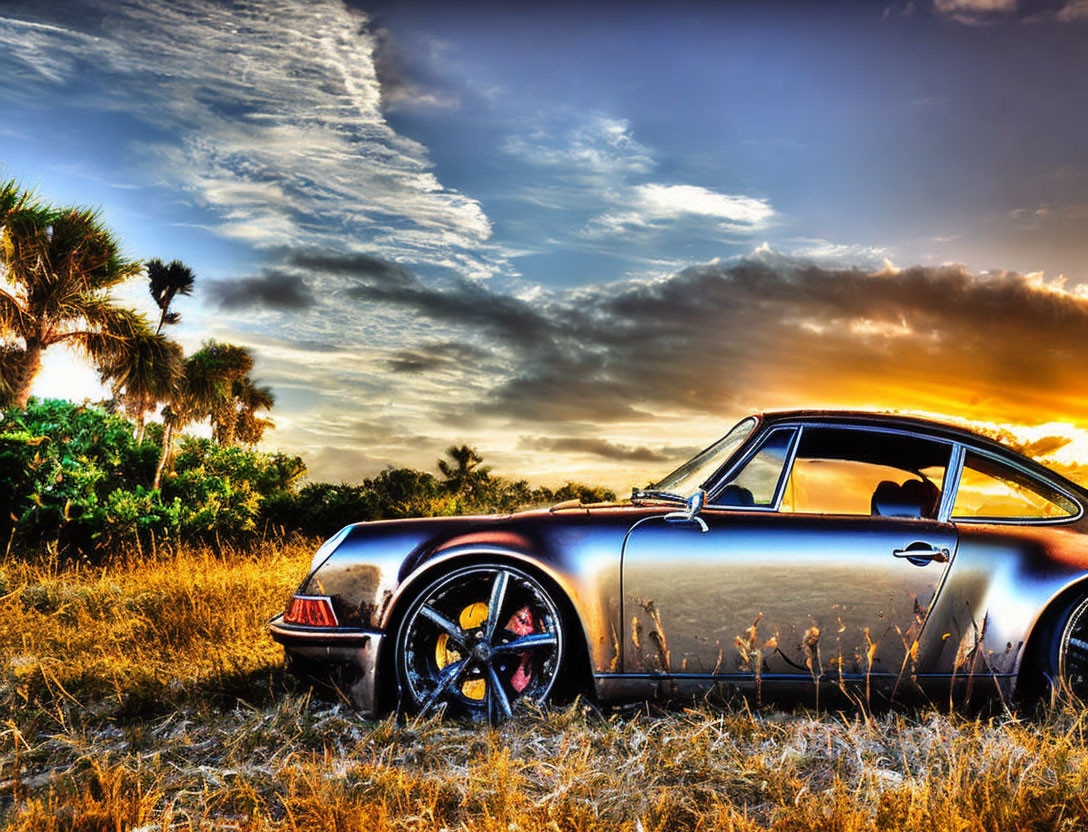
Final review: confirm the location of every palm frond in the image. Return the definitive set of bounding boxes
[148,258,196,307]
[0,288,30,339]
[98,332,184,404]
[63,297,150,343]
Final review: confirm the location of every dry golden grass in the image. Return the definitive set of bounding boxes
[3,541,1088,830]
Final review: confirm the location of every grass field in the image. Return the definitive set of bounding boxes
[3,541,1088,831]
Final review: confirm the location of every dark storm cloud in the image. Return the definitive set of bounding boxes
[386,341,492,374]
[343,253,1088,427]
[521,436,695,463]
[371,25,461,111]
[346,272,555,349]
[205,270,315,310]
[287,252,417,286]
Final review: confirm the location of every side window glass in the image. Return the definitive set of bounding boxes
[713,429,796,507]
[780,428,949,518]
[952,452,1077,520]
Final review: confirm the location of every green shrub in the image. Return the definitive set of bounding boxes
[0,399,618,556]
[0,399,161,552]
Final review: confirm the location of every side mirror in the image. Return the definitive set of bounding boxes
[665,488,709,532]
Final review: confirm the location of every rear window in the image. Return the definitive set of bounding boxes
[952,451,1078,521]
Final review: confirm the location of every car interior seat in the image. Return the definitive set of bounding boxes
[717,484,756,507]
[870,478,941,519]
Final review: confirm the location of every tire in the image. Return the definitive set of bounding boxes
[1025,592,1088,707]
[395,563,566,723]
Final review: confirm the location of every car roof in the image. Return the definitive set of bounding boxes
[754,408,1087,498]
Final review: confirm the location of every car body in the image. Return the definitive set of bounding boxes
[270,410,1088,719]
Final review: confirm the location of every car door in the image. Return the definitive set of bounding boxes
[622,424,958,694]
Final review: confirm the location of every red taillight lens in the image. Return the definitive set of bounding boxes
[284,595,338,627]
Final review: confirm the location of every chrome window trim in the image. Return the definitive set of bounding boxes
[936,443,965,523]
[705,426,800,511]
[703,418,1085,525]
[708,420,956,518]
[949,445,1085,526]
[772,425,804,512]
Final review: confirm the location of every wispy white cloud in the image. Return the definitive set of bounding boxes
[585,184,775,238]
[502,113,654,178]
[503,112,773,243]
[779,238,892,268]
[0,0,503,280]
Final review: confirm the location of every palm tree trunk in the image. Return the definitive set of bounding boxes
[153,422,173,490]
[13,340,43,408]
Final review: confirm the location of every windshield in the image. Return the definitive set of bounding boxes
[650,417,758,498]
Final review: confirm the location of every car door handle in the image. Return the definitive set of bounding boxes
[893,544,950,564]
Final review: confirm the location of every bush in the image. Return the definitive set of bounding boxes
[0,399,162,552]
[0,399,618,556]
[167,437,305,540]
[0,400,307,555]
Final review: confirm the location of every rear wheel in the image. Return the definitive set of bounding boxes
[1057,595,1088,699]
[395,563,565,722]
[1024,592,1088,707]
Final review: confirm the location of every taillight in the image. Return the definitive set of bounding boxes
[284,595,339,627]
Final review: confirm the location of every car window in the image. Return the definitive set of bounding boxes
[952,451,1078,520]
[711,428,796,507]
[653,416,758,498]
[779,427,950,518]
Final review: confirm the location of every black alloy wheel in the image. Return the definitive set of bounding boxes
[396,563,565,723]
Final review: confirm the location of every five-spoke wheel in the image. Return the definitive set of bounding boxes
[396,563,565,722]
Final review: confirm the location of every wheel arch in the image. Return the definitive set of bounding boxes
[1015,573,1088,701]
[378,548,598,709]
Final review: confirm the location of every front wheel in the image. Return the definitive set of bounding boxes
[395,563,565,722]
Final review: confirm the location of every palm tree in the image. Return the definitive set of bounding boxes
[0,189,146,407]
[438,444,491,495]
[152,341,272,487]
[98,332,184,441]
[147,258,195,334]
[216,376,275,447]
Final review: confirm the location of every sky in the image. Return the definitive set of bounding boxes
[1,0,1088,490]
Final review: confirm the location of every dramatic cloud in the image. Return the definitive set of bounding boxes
[341,251,1088,432]
[345,270,555,349]
[0,0,503,279]
[386,342,492,374]
[206,271,315,311]
[288,252,417,287]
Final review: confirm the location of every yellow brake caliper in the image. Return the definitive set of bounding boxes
[435,601,488,700]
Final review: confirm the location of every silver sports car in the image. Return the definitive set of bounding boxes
[270,410,1088,720]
